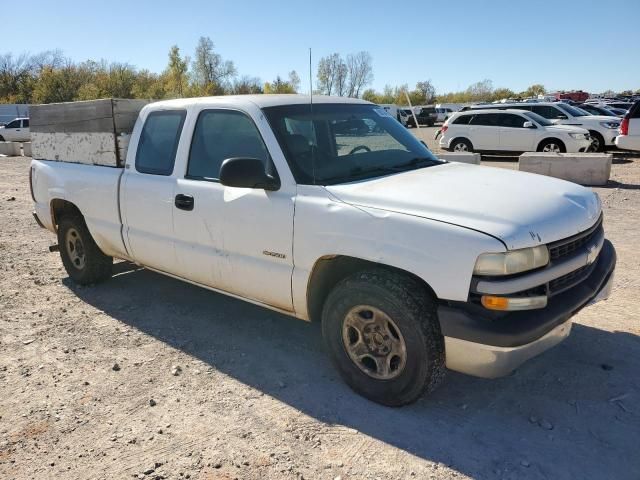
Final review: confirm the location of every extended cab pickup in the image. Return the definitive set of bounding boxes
[30,95,616,406]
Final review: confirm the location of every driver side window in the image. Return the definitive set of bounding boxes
[187,109,271,180]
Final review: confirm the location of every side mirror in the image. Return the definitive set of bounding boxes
[219,158,280,191]
[523,121,536,129]
[557,114,568,120]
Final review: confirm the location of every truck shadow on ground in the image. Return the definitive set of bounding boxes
[66,264,640,480]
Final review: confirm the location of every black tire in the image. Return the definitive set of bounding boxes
[588,131,605,152]
[57,215,113,285]
[0,135,4,141]
[537,138,566,153]
[321,269,445,406]
[449,138,473,153]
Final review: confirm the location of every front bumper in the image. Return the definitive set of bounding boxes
[440,239,616,378]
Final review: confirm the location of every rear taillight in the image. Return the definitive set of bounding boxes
[442,125,448,133]
[620,117,629,136]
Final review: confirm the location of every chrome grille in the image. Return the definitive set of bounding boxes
[549,216,603,261]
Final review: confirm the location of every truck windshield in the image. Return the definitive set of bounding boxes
[262,103,442,185]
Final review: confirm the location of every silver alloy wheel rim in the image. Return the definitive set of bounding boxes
[342,305,407,380]
[591,137,600,151]
[453,142,468,152]
[542,143,561,153]
[65,227,86,270]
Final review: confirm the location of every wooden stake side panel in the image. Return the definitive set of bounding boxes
[31,132,120,167]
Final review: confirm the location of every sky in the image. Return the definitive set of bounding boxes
[4,0,640,95]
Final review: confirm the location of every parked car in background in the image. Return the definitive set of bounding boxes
[406,106,437,127]
[615,100,640,152]
[439,109,592,154]
[435,107,454,123]
[578,104,624,117]
[0,117,30,142]
[464,102,620,151]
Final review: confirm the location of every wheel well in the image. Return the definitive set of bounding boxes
[537,138,566,151]
[50,199,83,231]
[306,255,437,323]
[450,137,472,147]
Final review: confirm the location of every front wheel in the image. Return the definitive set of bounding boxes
[537,139,566,153]
[57,215,113,285]
[321,269,445,406]
[588,131,605,152]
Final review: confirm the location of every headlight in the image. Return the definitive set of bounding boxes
[474,245,549,276]
[600,121,620,129]
[569,133,586,139]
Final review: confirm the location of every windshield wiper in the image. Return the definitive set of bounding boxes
[319,157,443,185]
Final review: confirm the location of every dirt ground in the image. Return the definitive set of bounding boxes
[1,151,639,480]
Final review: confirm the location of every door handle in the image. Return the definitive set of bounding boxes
[174,194,194,211]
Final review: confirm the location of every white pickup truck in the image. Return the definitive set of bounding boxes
[30,95,616,406]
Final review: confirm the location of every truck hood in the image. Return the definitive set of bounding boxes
[324,163,601,250]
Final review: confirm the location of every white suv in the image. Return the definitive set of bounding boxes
[462,102,620,151]
[439,109,592,154]
[615,101,640,151]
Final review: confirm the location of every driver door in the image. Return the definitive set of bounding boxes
[172,108,295,311]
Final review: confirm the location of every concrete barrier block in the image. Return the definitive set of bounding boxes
[519,153,612,186]
[438,152,481,165]
[22,142,32,157]
[0,142,21,156]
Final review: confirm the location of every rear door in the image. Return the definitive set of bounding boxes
[497,113,535,151]
[468,113,501,149]
[171,107,295,311]
[120,109,187,274]
[21,119,30,141]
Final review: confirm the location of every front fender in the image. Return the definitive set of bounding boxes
[291,186,505,316]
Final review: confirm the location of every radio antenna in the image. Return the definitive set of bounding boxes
[309,47,316,184]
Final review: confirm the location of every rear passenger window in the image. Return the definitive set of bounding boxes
[498,114,526,128]
[453,115,473,125]
[470,113,500,126]
[136,111,186,175]
[630,102,640,119]
[187,110,270,180]
[531,106,563,119]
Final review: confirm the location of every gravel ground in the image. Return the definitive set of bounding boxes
[1,153,639,480]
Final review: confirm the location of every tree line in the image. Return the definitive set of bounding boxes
[0,37,301,104]
[2,41,637,106]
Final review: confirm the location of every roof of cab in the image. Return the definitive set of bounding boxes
[146,94,372,110]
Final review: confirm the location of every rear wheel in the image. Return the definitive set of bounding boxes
[321,269,445,406]
[537,139,566,153]
[57,215,113,285]
[450,138,473,152]
[0,135,4,141]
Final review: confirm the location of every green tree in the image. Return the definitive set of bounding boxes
[164,45,189,98]
[522,84,546,98]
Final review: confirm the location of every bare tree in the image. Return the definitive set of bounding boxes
[317,53,351,96]
[346,51,373,98]
[415,80,436,103]
[288,70,300,93]
[192,36,236,94]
